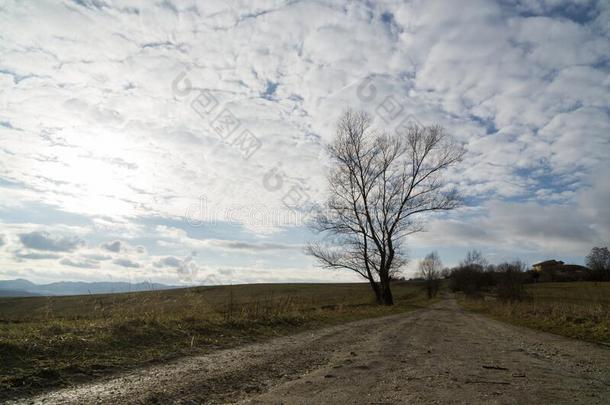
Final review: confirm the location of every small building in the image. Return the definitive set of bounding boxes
[532,260,589,282]
[532,260,564,272]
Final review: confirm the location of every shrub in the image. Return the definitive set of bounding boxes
[495,261,529,303]
[449,265,494,298]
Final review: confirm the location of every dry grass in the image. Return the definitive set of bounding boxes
[460,282,610,344]
[0,282,430,400]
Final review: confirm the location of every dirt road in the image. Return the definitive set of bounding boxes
[16,298,610,404]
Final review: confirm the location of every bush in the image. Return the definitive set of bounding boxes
[449,265,494,298]
[586,247,610,281]
[495,261,529,303]
[449,256,530,302]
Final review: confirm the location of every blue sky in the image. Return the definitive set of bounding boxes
[0,0,609,285]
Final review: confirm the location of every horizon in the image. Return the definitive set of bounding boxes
[1,0,609,285]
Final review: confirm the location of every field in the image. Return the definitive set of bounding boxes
[0,282,430,400]
[460,282,610,344]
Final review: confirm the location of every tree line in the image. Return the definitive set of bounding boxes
[418,247,610,303]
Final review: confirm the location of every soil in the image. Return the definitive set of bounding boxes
[14,298,610,404]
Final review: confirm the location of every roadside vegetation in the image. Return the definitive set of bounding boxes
[449,248,610,345]
[0,282,430,400]
[459,282,610,344]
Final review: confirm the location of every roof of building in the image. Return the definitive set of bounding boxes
[532,259,564,267]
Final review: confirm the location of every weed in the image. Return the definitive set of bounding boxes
[0,282,429,400]
[460,282,610,344]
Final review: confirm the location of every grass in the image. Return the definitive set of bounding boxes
[0,282,431,400]
[459,282,610,344]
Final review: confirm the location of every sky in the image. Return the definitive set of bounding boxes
[0,0,609,285]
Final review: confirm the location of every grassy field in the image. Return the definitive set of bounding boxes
[460,282,610,344]
[0,282,430,400]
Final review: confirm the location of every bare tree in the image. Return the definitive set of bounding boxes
[460,249,488,270]
[419,251,443,299]
[450,249,492,297]
[496,260,528,302]
[586,246,610,281]
[306,110,465,305]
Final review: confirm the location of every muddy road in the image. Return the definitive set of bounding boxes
[16,298,610,404]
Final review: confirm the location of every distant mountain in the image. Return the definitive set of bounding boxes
[0,279,179,297]
[0,278,37,291]
[0,289,41,297]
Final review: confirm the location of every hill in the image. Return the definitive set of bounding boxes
[0,278,178,297]
[0,289,40,297]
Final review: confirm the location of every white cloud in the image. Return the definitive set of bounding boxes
[60,257,100,269]
[0,0,608,283]
[412,196,605,256]
[153,256,182,268]
[112,258,141,269]
[101,240,123,253]
[154,225,302,252]
[18,231,84,252]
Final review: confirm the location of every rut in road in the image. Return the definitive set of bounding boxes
[16,298,610,405]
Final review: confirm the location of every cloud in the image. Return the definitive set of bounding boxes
[153,256,182,268]
[414,198,602,256]
[0,1,608,283]
[154,225,303,253]
[201,239,302,252]
[151,254,200,282]
[113,258,141,268]
[578,169,610,243]
[100,240,147,255]
[0,234,4,248]
[14,251,62,260]
[18,231,84,252]
[82,253,112,261]
[60,257,100,269]
[101,240,123,252]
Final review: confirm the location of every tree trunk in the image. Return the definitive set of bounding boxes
[379,275,394,305]
[368,279,383,304]
[426,281,433,299]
